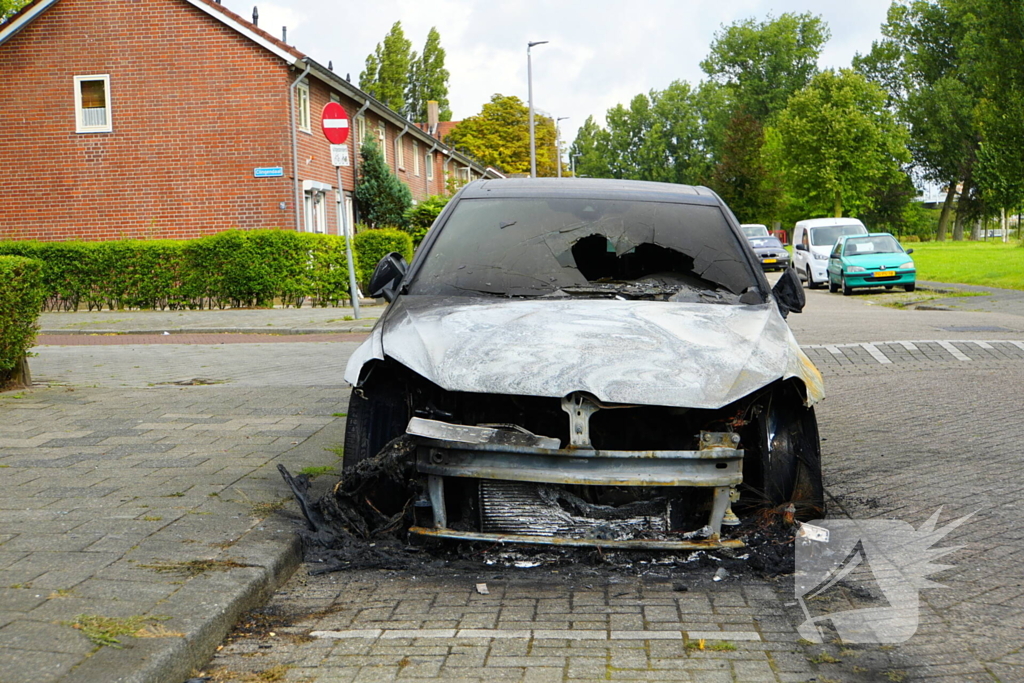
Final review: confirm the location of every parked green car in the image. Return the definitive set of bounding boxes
[827,233,916,295]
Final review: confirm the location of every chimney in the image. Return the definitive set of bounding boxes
[427,100,439,136]
[252,6,258,26]
[282,26,287,43]
[328,61,334,71]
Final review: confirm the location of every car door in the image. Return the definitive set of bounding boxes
[827,241,843,283]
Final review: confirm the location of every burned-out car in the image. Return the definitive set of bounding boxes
[344,179,825,550]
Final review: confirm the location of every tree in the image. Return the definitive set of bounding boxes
[698,14,827,219]
[0,0,28,22]
[766,69,910,218]
[965,0,1024,226]
[700,12,830,124]
[707,111,781,224]
[855,0,983,241]
[407,28,452,122]
[445,94,557,176]
[567,81,704,184]
[568,116,613,178]
[355,139,412,229]
[359,22,412,114]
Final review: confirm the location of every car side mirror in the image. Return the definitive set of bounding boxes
[794,243,808,252]
[905,248,914,255]
[368,252,409,303]
[772,268,805,319]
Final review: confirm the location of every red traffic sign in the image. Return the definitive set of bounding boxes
[321,102,349,144]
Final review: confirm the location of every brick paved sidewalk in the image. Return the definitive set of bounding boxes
[0,350,356,683]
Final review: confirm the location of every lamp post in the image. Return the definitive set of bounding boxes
[527,40,548,178]
[555,116,569,178]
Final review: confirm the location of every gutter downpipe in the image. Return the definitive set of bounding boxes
[350,100,371,223]
[289,59,311,232]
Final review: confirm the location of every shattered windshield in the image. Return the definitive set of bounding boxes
[408,198,760,302]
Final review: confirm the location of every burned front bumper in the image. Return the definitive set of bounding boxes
[405,417,745,550]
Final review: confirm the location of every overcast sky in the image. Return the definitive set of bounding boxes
[226,0,894,141]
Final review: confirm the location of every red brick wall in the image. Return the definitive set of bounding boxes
[0,0,298,241]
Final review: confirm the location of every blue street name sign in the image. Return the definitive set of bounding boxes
[254,167,284,178]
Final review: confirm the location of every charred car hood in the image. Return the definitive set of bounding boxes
[345,296,823,410]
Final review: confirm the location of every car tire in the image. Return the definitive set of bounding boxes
[904,283,916,292]
[751,387,826,520]
[842,276,853,296]
[828,277,838,293]
[343,380,409,474]
[805,267,821,289]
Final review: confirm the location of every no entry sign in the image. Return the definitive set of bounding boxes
[321,102,350,145]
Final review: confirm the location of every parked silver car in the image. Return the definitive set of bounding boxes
[345,179,825,550]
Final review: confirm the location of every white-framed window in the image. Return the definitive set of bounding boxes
[377,122,387,163]
[303,180,332,234]
[297,82,310,132]
[396,136,405,170]
[74,75,111,133]
[356,116,366,148]
[413,140,420,176]
[426,152,434,180]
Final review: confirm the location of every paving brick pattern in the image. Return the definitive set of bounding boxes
[809,361,1024,683]
[5,293,1024,683]
[0,382,352,683]
[204,574,816,683]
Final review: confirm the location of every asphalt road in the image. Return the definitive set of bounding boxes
[16,284,1024,683]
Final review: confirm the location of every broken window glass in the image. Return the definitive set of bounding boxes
[409,198,759,301]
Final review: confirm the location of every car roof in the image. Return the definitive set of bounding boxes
[837,232,896,242]
[458,178,723,206]
[795,217,866,229]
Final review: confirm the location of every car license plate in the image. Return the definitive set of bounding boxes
[873,270,896,278]
[763,258,777,264]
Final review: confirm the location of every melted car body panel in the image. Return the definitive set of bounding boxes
[344,295,822,409]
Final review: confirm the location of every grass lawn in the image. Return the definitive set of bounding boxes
[908,240,1024,290]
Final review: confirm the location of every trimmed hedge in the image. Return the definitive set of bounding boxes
[0,230,362,311]
[0,256,45,381]
[353,228,414,290]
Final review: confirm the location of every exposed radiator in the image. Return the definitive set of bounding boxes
[479,480,669,540]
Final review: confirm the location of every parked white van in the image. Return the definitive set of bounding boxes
[793,218,869,288]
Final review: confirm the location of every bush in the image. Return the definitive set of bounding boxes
[404,195,451,247]
[353,229,414,290]
[0,231,359,310]
[0,256,45,386]
[355,139,412,229]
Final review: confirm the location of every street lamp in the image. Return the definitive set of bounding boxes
[556,116,569,177]
[527,40,548,178]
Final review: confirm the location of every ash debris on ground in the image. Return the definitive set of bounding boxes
[277,437,800,579]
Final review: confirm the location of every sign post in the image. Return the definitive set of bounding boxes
[322,102,359,319]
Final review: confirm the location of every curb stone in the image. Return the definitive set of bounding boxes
[66,530,300,683]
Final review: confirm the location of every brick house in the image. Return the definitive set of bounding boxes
[0,0,499,242]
